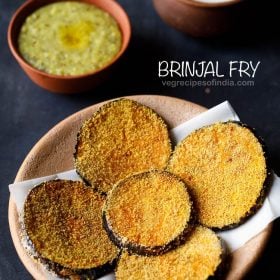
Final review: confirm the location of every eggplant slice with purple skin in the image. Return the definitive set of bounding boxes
[23,180,119,279]
[115,226,226,280]
[167,121,271,230]
[74,98,172,195]
[103,170,195,256]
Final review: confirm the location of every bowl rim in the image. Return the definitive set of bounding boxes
[7,0,131,80]
[177,0,244,8]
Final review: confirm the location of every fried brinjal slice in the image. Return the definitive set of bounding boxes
[116,226,225,280]
[74,98,172,194]
[103,170,194,255]
[168,122,269,230]
[24,180,119,278]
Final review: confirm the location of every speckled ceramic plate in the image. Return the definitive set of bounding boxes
[8,95,272,279]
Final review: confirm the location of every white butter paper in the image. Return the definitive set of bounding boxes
[9,101,280,278]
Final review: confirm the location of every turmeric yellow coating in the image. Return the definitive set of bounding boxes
[105,171,192,247]
[116,226,223,280]
[75,99,172,194]
[24,180,118,269]
[168,122,267,229]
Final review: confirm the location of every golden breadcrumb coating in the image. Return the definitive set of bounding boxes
[116,226,223,280]
[104,171,192,248]
[75,99,172,194]
[168,122,267,229]
[24,180,118,269]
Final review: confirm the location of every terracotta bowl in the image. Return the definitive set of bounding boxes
[153,0,250,37]
[7,0,131,94]
[9,95,272,279]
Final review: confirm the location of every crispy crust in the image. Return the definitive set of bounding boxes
[23,180,119,274]
[74,98,172,194]
[115,226,225,280]
[209,237,230,280]
[40,256,118,279]
[213,121,272,231]
[167,121,271,230]
[103,170,195,256]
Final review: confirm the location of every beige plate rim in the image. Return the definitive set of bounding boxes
[8,94,272,279]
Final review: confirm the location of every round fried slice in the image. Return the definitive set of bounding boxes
[103,170,194,255]
[74,98,172,194]
[116,226,224,280]
[24,180,119,270]
[168,122,269,230]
